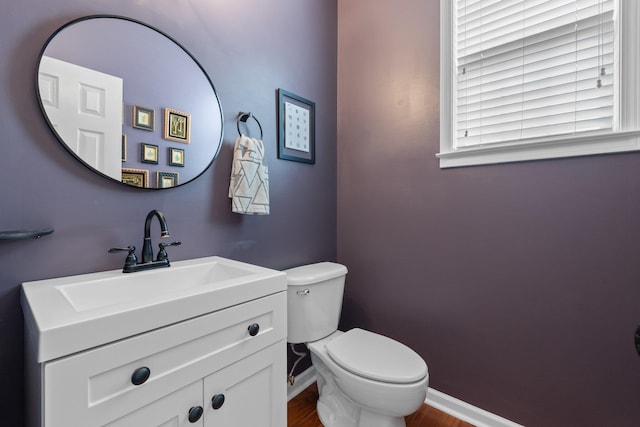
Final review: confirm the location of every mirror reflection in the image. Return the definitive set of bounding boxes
[37,16,223,189]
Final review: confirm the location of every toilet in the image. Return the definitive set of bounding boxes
[285,262,428,427]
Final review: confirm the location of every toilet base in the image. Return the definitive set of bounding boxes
[357,410,406,427]
[316,391,406,427]
[315,366,360,427]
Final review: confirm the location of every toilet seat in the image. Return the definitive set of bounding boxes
[326,328,427,384]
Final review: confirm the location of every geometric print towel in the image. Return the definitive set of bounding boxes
[228,135,270,215]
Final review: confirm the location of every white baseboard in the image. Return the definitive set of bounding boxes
[288,367,523,427]
[426,388,524,427]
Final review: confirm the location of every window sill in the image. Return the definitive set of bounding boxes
[437,130,640,168]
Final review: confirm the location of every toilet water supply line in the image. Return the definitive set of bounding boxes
[288,343,308,385]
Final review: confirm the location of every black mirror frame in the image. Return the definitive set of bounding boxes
[35,14,224,190]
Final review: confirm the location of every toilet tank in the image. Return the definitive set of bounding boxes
[285,262,348,344]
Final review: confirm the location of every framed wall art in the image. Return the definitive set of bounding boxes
[132,105,155,131]
[169,147,185,167]
[157,171,179,188]
[164,108,191,143]
[141,143,159,164]
[121,168,149,188]
[121,134,127,162]
[277,88,315,164]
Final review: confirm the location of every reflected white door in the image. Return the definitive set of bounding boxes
[39,56,123,180]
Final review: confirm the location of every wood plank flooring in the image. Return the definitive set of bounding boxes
[288,383,475,427]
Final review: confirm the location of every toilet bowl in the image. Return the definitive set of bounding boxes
[285,262,429,427]
[309,330,428,427]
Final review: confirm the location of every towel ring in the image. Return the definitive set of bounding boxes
[236,112,263,140]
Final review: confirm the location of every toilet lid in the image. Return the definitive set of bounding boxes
[326,328,427,384]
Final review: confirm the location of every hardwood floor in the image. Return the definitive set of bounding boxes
[288,383,474,427]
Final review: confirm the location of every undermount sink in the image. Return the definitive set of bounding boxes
[21,256,286,363]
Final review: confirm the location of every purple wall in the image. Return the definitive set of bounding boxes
[338,1,640,426]
[0,1,336,424]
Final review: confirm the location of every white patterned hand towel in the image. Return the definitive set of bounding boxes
[229,135,270,215]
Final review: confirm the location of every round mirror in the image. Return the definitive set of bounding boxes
[37,15,223,189]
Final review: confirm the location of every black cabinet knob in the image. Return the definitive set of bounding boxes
[635,325,640,357]
[248,323,260,336]
[211,393,225,410]
[131,367,151,386]
[188,406,203,423]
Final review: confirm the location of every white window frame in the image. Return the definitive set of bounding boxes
[439,0,640,168]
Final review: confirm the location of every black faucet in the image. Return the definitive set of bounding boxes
[109,210,181,273]
[142,209,169,263]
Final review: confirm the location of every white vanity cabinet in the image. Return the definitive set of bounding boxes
[22,257,288,427]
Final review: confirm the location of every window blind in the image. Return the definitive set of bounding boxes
[455,0,615,148]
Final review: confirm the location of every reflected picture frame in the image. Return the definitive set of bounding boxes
[141,143,159,164]
[277,88,315,164]
[169,147,185,167]
[164,108,191,143]
[121,168,149,188]
[121,134,127,162]
[132,105,155,131]
[157,171,179,188]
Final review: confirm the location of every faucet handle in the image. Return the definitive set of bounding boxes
[108,246,138,270]
[157,241,181,261]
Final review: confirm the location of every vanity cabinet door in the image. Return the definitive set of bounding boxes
[105,380,203,427]
[203,340,287,427]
